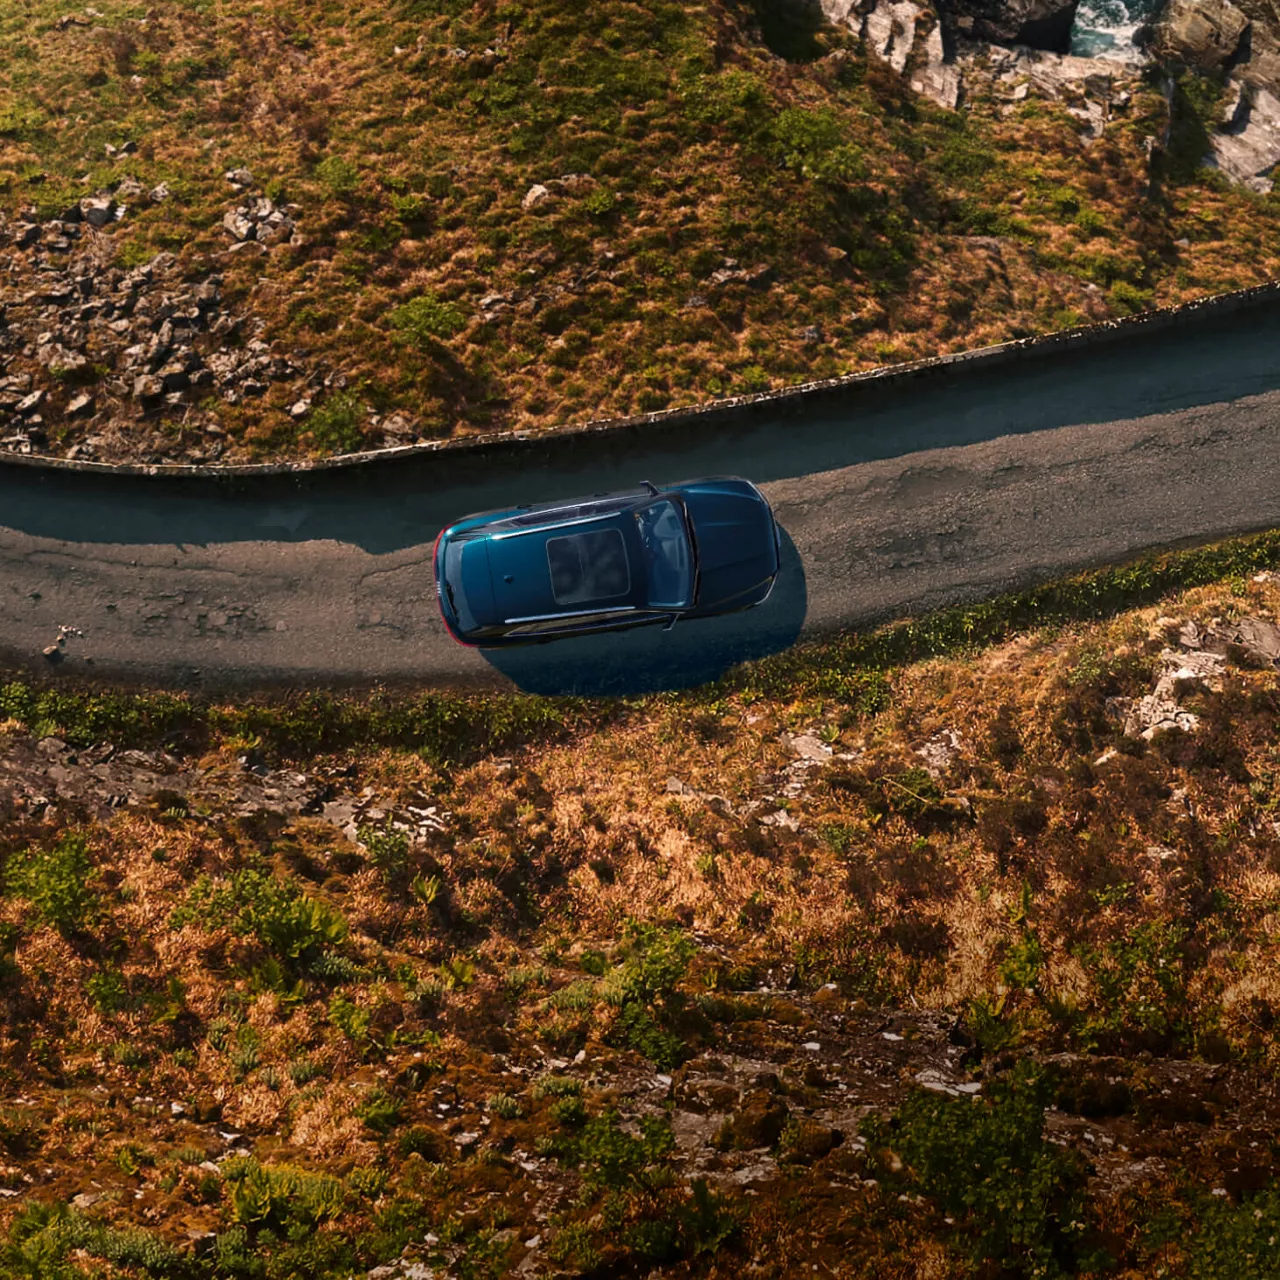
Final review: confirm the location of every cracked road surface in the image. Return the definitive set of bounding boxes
[3,301,1280,694]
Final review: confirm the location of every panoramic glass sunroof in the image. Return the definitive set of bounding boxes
[546,529,630,606]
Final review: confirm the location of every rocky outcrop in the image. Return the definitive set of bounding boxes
[984,44,1140,136]
[822,0,964,106]
[822,0,1087,110]
[823,0,1280,190]
[827,0,1079,57]
[1208,83,1280,189]
[1154,0,1250,69]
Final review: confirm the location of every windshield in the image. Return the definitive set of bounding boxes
[442,539,479,634]
[634,500,694,609]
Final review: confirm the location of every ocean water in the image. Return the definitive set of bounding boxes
[1070,0,1162,61]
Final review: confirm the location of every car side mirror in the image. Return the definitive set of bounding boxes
[641,479,659,496]
[662,613,678,632]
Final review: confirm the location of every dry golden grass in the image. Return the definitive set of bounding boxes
[5,570,1280,1273]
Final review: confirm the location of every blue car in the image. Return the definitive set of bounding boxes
[434,477,781,647]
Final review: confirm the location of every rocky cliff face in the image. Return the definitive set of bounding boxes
[823,0,1280,190]
[1157,0,1280,188]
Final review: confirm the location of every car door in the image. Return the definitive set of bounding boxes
[504,609,668,643]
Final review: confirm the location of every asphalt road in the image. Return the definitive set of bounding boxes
[3,301,1280,696]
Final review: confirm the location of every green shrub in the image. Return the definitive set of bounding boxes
[85,968,133,1013]
[328,993,372,1048]
[315,154,359,198]
[358,822,410,884]
[771,107,865,185]
[172,869,348,978]
[4,833,95,934]
[397,1125,446,1160]
[999,930,1046,992]
[932,122,998,182]
[389,292,468,345]
[867,1063,1089,1276]
[551,1095,588,1127]
[289,1056,321,1086]
[390,191,431,223]
[532,1075,583,1100]
[230,1026,259,1078]
[596,922,695,1069]
[348,1165,388,1198]
[3,1200,183,1275]
[570,1110,675,1190]
[1073,207,1108,238]
[1073,922,1190,1051]
[682,69,770,133]
[1187,1184,1280,1278]
[356,1086,403,1134]
[581,187,616,218]
[1109,279,1153,315]
[223,1158,345,1231]
[552,1112,737,1264]
[486,1092,523,1119]
[307,392,366,455]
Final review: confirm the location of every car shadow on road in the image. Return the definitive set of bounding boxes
[479,527,807,696]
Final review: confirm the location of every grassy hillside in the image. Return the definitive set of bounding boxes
[2,0,1279,460]
[6,535,1280,1275]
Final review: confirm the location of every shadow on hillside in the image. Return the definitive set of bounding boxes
[479,527,807,697]
[748,0,828,60]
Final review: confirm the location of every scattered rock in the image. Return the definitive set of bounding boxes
[915,728,964,777]
[759,808,800,831]
[915,1067,984,1095]
[862,0,924,74]
[780,1119,844,1164]
[911,19,964,108]
[80,196,117,227]
[521,183,552,211]
[790,734,834,763]
[222,197,296,246]
[1113,647,1224,740]
[1180,614,1280,666]
[713,1091,790,1151]
[707,260,775,289]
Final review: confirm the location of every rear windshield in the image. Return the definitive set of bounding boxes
[442,540,479,634]
[546,528,630,606]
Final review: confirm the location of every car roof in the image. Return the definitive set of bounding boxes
[477,512,648,623]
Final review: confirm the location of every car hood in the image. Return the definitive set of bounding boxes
[682,486,778,609]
